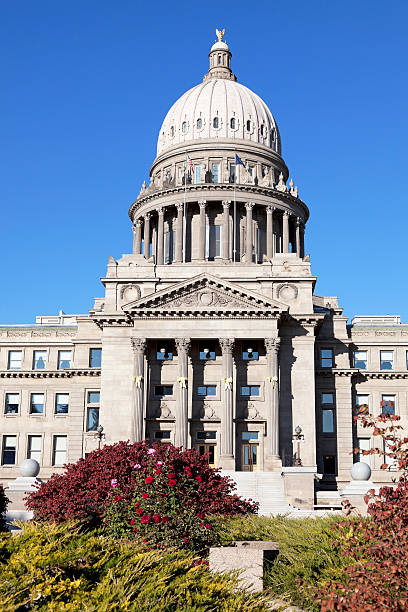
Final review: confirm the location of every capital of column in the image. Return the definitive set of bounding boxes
[283,210,290,219]
[144,212,151,221]
[158,207,165,217]
[176,203,183,213]
[266,205,275,215]
[198,199,207,209]
[296,216,301,227]
[133,219,142,230]
[222,200,231,210]
[131,337,147,353]
[219,338,235,354]
[175,337,191,353]
[264,338,281,355]
[245,202,255,211]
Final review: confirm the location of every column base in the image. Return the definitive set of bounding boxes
[263,455,282,472]
[218,455,235,470]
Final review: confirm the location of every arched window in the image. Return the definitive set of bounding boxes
[218,55,221,64]
[230,117,236,129]
[271,128,275,141]
[246,120,251,132]
[182,121,187,133]
[213,117,219,129]
[197,118,202,129]
[170,126,175,137]
[260,124,265,136]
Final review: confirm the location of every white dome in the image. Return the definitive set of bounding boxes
[157,78,281,157]
[211,41,229,52]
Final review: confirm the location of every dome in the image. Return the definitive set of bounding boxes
[156,78,281,157]
[210,41,229,52]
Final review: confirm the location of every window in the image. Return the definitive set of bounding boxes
[170,126,175,137]
[218,55,221,64]
[156,341,173,361]
[213,117,219,129]
[154,431,171,440]
[260,124,265,136]
[247,166,255,184]
[240,386,260,397]
[87,391,100,431]
[356,438,371,465]
[206,224,222,259]
[406,350,408,369]
[271,128,276,141]
[58,350,72,369]
[2,435,17,465]
[199,341,216,361]
[383,440,394,466]
[5,393,19,415]
[246,120,251,131]
[89,348,102,368]
[196,118,202,129]
[52,435,67,466]
[88,391,100,404]
[55,393,69,415]
[182,121,187,133]
[8,350,22,370]
[380,350,393,370]
[355,394,369,415]
[242,431,259,440]
[381,394,395,415]
[323,455,336,474]
[230,117,236,129]
[321,393,335,433]
[229,163,236,183]
[197,385,217,396]
[164,229,175,264]
[33,350,47,370]
[194,164,202,184]
[27,435,42,462]
[354,351,367,369]
[212,163,220,183]
[30,393,44,415]
[242,342,259,361]
[320,349,333,368]
[155,385,173,397]
[197,431,216,440]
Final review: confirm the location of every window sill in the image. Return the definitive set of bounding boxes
[4,414,19,417]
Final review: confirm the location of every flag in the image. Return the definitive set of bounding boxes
[235,153,246,167]
[186,153,194,174]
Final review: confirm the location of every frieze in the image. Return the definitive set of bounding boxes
[0,369,101,379]
[7,331,31,337]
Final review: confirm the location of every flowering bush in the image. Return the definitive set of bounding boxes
[316,411,408,611]
[0,485,9,532]
[26,440,258,525]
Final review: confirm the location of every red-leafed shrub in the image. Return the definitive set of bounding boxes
[316,412,408,611]
[0,485,9,531]
[26,440,258,525]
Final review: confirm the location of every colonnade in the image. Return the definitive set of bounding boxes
[132,201,305,263]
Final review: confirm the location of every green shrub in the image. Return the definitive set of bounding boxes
[0,485,9,532]
[0,522,272,611]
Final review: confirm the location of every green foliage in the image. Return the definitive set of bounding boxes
[0,522,271,611]
[216,514,351,610]
[0,485,9,532]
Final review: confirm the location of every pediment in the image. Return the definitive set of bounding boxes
[122,273,288,318]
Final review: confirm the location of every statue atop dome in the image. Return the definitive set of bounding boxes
[216,28,225,43]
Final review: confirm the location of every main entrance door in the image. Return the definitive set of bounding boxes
[196,431,217,467]
[241,431,259,472]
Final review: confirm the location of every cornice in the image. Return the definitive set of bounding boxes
[0,369,101,379]
[316,368,359,378]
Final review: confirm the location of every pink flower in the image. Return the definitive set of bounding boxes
[133,463,141,469]
[147,449,156,455]
[110,478,118,487]
[145,476,154,484]
[195,475,202,483]
[141,514,152,523]
[168,472,175,479]
[136,508,143,515]
[154,514,161,523]
[157,461,163,466]
[114,495,122,502]
[205,523,211,529]
[142,493,149,499]
[168,479,176,487]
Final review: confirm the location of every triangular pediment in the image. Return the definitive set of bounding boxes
[122,273,288,318]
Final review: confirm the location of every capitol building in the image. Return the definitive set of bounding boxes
[1,32,407,510]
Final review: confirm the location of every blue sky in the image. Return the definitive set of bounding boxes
[1,0,407,324]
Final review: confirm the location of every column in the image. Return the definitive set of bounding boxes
[157,207,164,265]
[133,219,142,255]
[131,337,147,442]
[264,338,281,469]
[198,200,206,260]
[295,217,301,256]
[282,211,290,253]
[144,213,151,259]
[175,338,190,449]
[335,375,354,483]
[266,206,274,260]
[222,200,230,261]
[175,203,183,263]
[219,338,235,469]
[245,202,254,262]
[300,223,305,258]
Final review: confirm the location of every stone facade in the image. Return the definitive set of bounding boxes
[0,34,406,507]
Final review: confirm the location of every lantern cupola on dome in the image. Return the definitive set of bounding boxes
[204,28,236,82]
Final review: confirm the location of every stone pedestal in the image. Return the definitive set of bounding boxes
[340,462,379,516]
[282,467,317,509]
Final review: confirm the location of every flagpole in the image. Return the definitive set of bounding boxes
[233,153,237,263]
[183,151,187,263]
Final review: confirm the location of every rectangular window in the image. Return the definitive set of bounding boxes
[197,431,217,440]
[8,350,22,370]
[55,393,69,415]
[381,394,395,415]
[406,350,408,370]
[248,166,255,184]
[5,393,19,415]
[380,350,393,370]
[155,385,173,397]
[356,438,371,465]
[199,341,216,361]
[206,224,222,259]
[240,385,260,397]
[27,435,42,462]
[89,348,102,368]
[355,394,369,415]
[197,385,217,396]
[242,342,259,361]
[30,393,44,415]
[354,351,367,369]
[212,163,220,183]
[320,349,333,368]
[194,165,202,184]
[52,435,67,466]
[242,431,259,441]
[383,440,394,466]
[164,229,175,264]
[87,407,99,431]
[2,435,17,465]
[157,341,173,361]
[323,455,336,474]
[58,350,72,369]
[154,431,171,440]
[229,163,236,184]
[88,391,100,404]
[321,393,335,433]
[33,350,47,370]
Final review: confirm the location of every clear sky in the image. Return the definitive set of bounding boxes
[1,0,407,324]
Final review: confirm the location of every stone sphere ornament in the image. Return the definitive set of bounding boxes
[350,461,371,481]
[20,458,40,478]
